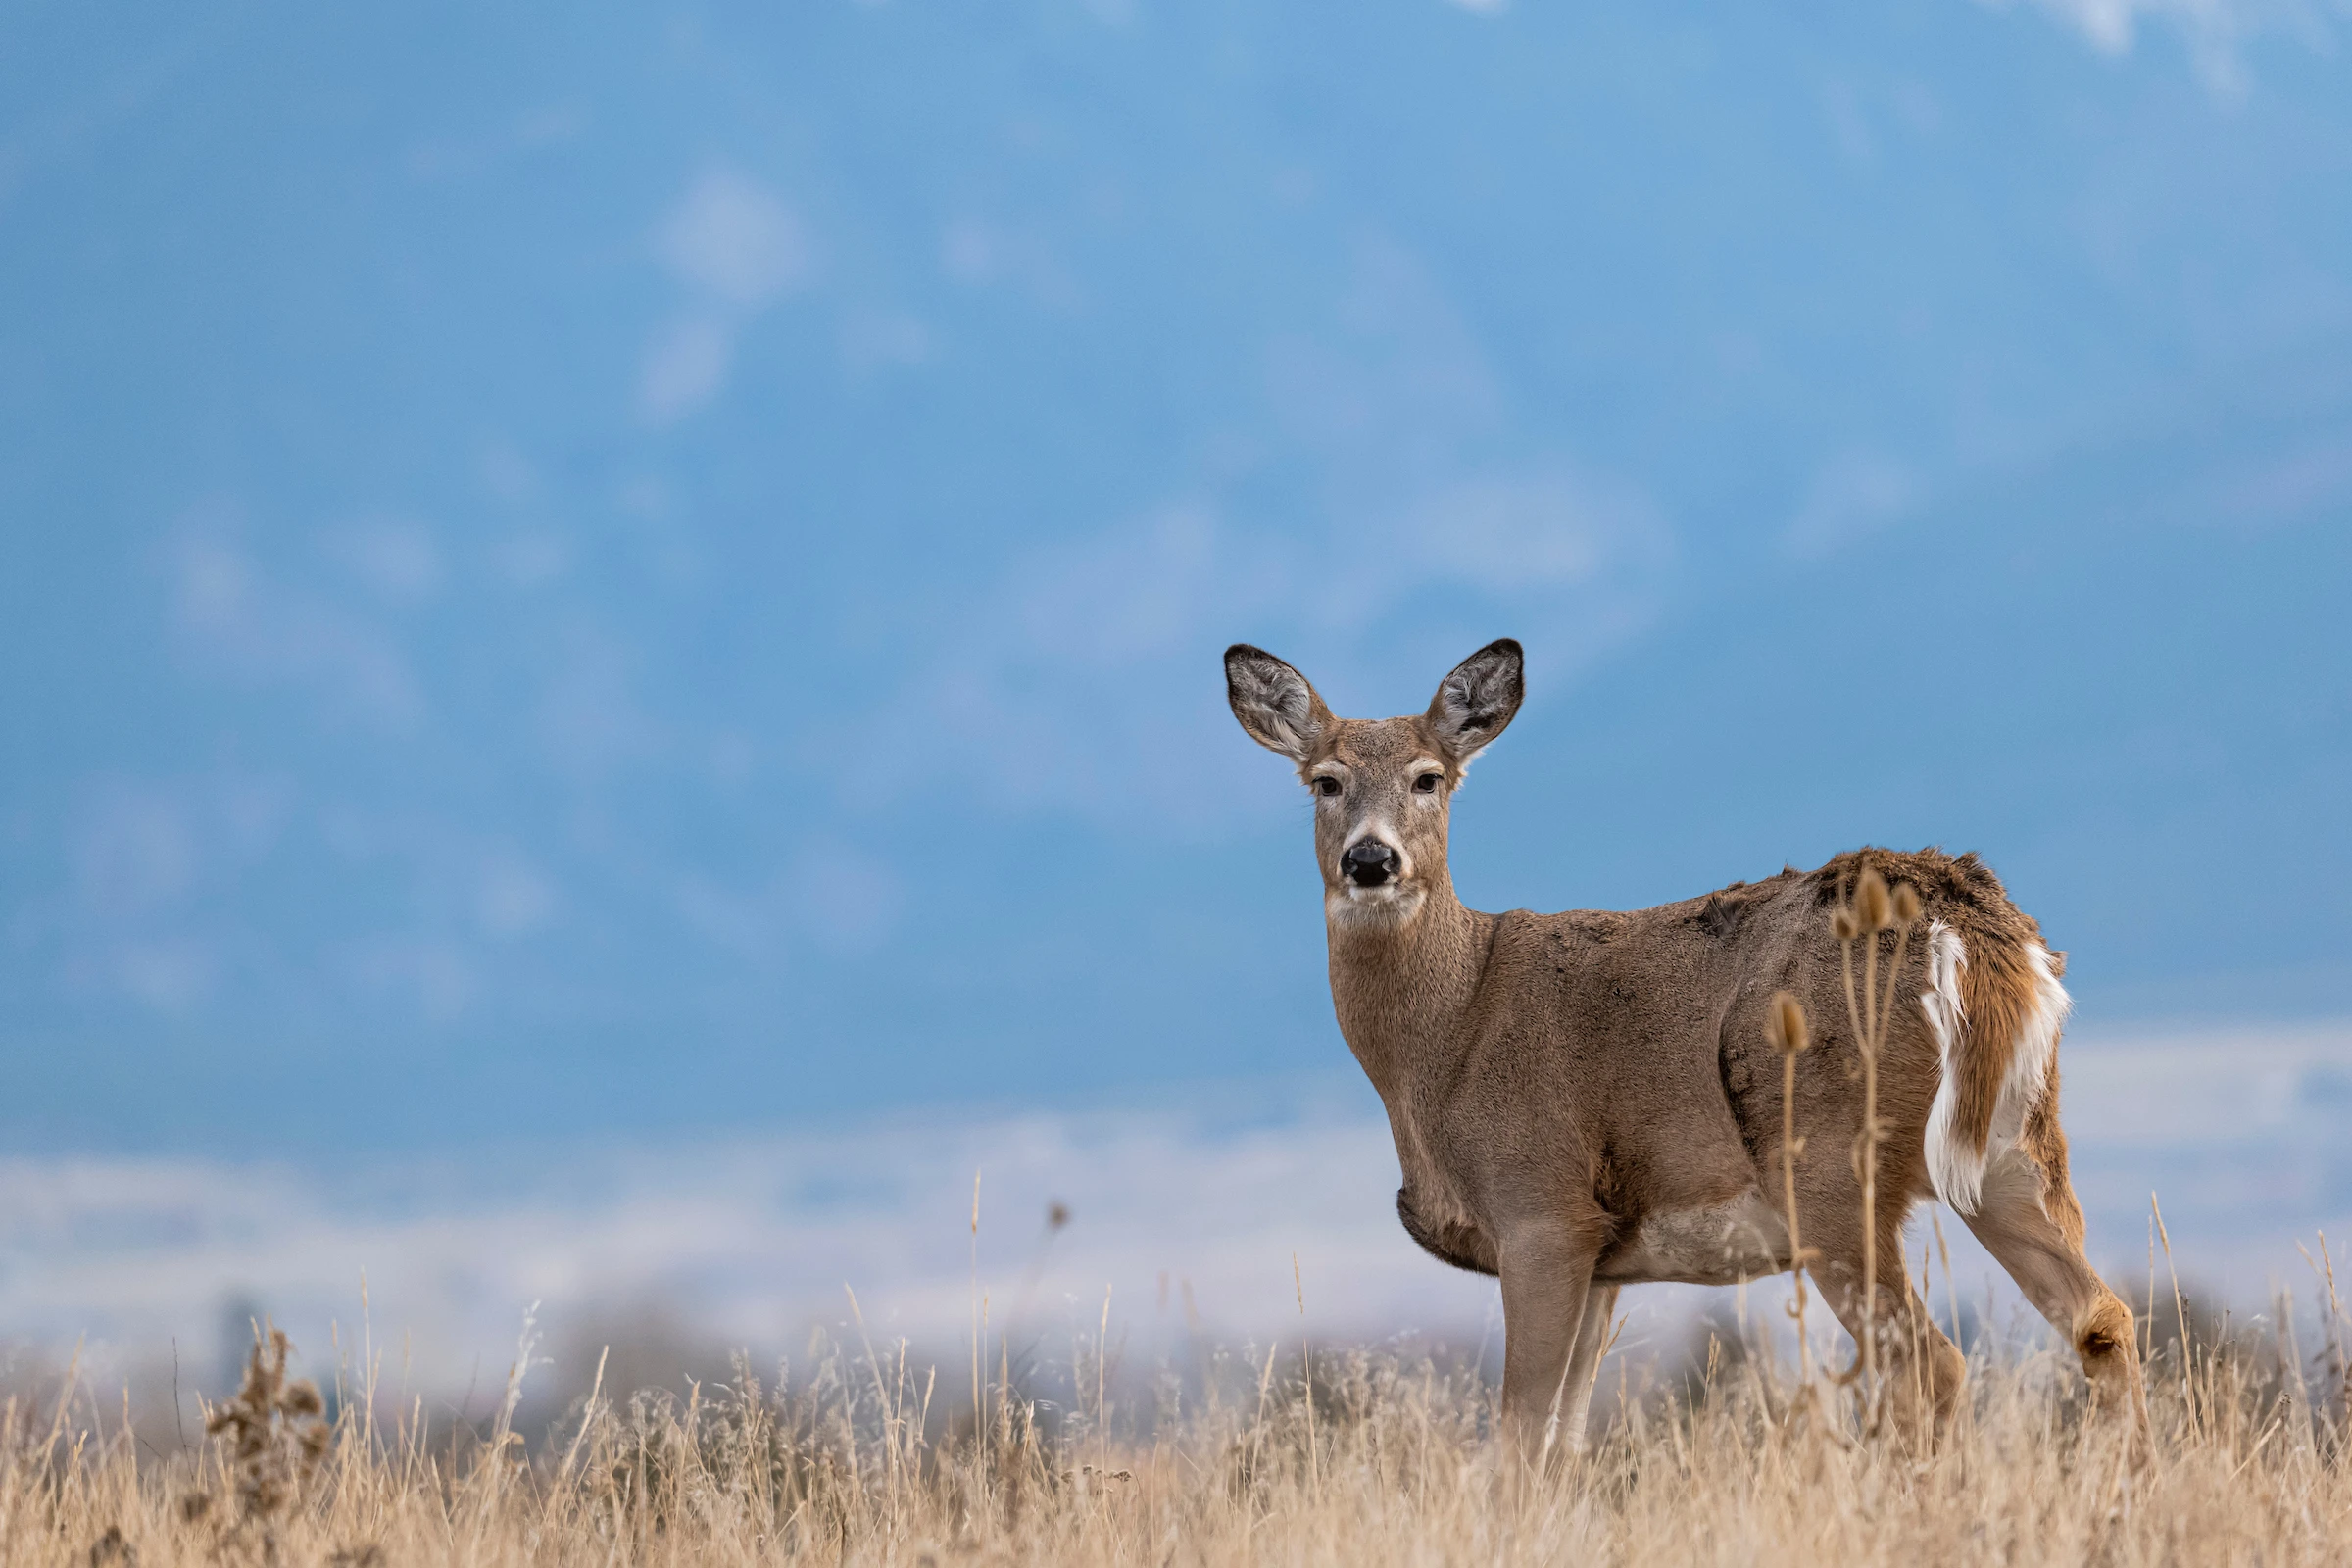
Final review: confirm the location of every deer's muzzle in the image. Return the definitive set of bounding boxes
[1343,841,1399,887]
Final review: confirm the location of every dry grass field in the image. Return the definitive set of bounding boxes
[6,1260,2350,1568]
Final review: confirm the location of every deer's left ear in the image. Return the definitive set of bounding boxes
[1427,639,1523,764]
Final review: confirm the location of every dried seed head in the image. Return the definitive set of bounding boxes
[1855,867,1891,932]
[1766,991,1810,1054]
[1891,882,1921,928]
[281,1380,323,1418]
[1831,906,1861,943]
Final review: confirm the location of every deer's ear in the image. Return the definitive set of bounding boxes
[1427,639,1523,764]
[1225,644,1332,762]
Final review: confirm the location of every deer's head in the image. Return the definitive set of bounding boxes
[1225,639,1523,930]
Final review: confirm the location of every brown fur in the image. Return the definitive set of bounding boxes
[1809,846,2058,1176]
[1225,640,2149,1461]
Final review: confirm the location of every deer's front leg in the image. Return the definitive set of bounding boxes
[1496,1226,1599,1469]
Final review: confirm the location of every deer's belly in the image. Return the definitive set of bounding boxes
[1594,1191,1791,1286]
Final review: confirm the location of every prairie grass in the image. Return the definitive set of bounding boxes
[5,1279,2349,1568]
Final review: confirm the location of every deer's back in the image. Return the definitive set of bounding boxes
[1428,848,2046,1245]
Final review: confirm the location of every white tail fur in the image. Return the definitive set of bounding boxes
[1921,920,2070,1214]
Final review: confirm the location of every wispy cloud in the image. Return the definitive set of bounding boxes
[39,770,295,1015]
[858,479,1669,836]
[164,512,428,732]
[670,835,906,963]
[856,237,1676,834]
[658,171,812,307]
[1784,451,1922,557]
[641,170,814,423]
[1987,0,2342,95]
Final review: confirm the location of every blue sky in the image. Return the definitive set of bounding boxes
[3,0,2349,1158]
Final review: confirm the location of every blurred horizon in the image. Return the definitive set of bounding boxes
[7,1020,2350,1401]
[4,0,2351,1376]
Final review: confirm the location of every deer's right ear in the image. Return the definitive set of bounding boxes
[1225,644,1332,762]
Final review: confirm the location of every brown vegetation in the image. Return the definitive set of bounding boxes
[5,1265,2349,1568]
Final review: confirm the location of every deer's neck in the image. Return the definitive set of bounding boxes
[1325,875,1493,1105]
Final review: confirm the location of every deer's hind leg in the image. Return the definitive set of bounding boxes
[1958,1110,2149,1437]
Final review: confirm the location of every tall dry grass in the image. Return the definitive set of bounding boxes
[5,1269,2350,1568]
[8,873,2347,1563]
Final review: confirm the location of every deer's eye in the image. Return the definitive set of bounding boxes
[1314,776,1342,798]
[1414,773,1444,794]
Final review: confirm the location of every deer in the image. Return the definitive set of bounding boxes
[1224,637,2148,1460]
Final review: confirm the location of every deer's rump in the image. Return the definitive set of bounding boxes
[1688,848,2074,1220]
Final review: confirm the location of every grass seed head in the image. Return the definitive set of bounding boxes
[1855,867,1891,932]
[1890,882,1921,928]
[1831,906,1861,943]
[1767,991,1811,1054]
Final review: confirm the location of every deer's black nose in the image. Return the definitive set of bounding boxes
[1344,841,1398,887]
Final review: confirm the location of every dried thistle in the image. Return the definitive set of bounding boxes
[88,1525,135,1568]
[1766,991,1810,1055]
[1769,989,1818,1398]
[1854,866,1891,933]
[1826,866,1924,1424]
[201,1327,332,1560]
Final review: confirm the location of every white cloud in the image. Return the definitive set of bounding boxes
[110,940,216,1011]
[639,312,734,422]
[327,515,443,603]
[859,475,1670,835]
[1382,470,1670,601]
[164,515,426,731]
[793,838,905,956]
[46,770,295,1015]
[493,531,572,587]
[0,1092,1479,1394]
[3,1026,2343,1396]
[853,236,1678,834]
[475,851,556,939]
[341,935,475,1024]
[73,784,198,920]
[670,836,905,962]
[1987,0,2340,94]
[938,216,1083,309]
[657,170,811,307]
[840,308,932,377]
[640,170,813,422]
[2012,0,2227,53]
[2204,434,2352,527]
[1784,451,1921,557]
[532,623,663,776]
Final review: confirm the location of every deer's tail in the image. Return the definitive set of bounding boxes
[1920,916,2072,1215]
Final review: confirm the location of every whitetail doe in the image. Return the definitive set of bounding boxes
[1226,638,2147,1458]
